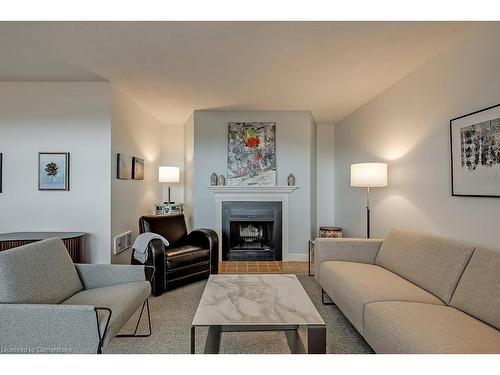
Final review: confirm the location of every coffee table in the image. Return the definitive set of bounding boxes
[191,274,326,354]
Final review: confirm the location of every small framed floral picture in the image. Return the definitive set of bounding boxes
[38,152,70,191]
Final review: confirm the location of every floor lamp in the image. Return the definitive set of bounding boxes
[159,166,180,205]
[350,163,387,238]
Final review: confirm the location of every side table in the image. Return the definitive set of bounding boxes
[308,240,314,276]
[0,232,85,263]
[309,227,342,276]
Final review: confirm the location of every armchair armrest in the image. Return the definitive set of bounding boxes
[314,238,383,282]
[186,228,219,274]
[0,304,99,354]
[131,238,166,297]
[74,263,147,290]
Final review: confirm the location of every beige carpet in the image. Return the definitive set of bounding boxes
[105,275,372,354]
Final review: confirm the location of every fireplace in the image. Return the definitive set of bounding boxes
[222,201,282,261]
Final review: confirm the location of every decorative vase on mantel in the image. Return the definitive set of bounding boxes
[210,173,218,186]
[218,175,226,186]
[287,173,296,186]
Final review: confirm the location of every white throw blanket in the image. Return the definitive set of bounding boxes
[132,233,169,263]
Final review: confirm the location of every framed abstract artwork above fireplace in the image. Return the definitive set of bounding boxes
[227,121,277,186]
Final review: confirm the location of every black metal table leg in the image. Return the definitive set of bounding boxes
[307,325,326,354]
[308,240,314,276]
[192,324,326,354]
[204,325,222,354]
[191,326,195,354]
[285,326,306,354]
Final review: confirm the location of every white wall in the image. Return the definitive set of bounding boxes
[334,24,500,250]
[111,86,163,264]
[317,124,335,228]
[162,124,184,205]
[0,82,112,263]
[309,116,318,239]
[183,113,195,230]
[188,110,317,257]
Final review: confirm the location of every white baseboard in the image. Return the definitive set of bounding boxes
[286,253,308,261]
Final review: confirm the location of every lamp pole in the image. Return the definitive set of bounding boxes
[366,186,370,238]
[350,163,387,240]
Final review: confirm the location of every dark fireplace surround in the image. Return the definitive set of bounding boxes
[222,201,282,261]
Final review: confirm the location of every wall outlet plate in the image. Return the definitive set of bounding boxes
[114,231,132,254]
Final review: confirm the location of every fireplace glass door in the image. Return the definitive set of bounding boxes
[222,201,282,261]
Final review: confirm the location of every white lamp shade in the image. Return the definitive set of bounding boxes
[159,166,180,183]
[351,163,387,187]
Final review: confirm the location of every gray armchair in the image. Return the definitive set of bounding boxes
[0,238,152,354]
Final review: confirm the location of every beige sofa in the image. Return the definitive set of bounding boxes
[314,228,500,353]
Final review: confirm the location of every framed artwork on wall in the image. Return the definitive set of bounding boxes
[132,157,144,180]
[38,152,70,191]
[117,153,133,180]
[450,104,500,197]
[227,121,277,186]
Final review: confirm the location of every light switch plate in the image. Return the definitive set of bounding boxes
[114,231,132,254]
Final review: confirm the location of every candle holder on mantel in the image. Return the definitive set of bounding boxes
[210,173,218,186]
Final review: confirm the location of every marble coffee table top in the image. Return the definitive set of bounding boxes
[192,274,325,326]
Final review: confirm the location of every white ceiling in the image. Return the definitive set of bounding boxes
[0,22,476,125]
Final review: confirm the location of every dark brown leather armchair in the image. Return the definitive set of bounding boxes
[132,214,218,296]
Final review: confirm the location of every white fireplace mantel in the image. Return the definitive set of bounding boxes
[207,186,299,194]
[207,185,299,261]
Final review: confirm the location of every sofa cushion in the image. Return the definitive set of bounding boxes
[319,261,443,334]
[364,301,500,353]
[450,247,500,330]
[62,281,151,345]
[0,238,83,304]
[375,229,474,303]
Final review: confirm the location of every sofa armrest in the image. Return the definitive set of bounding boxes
[0,304,100,354]
[314,238,383,282]
[186,228,219,274]
[74,263,146,290]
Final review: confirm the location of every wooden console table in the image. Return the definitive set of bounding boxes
[0,232,85,263]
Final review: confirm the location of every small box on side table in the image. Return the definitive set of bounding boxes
[309,227,343,276]
[319,226,343,238]
[155,203,184,215]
